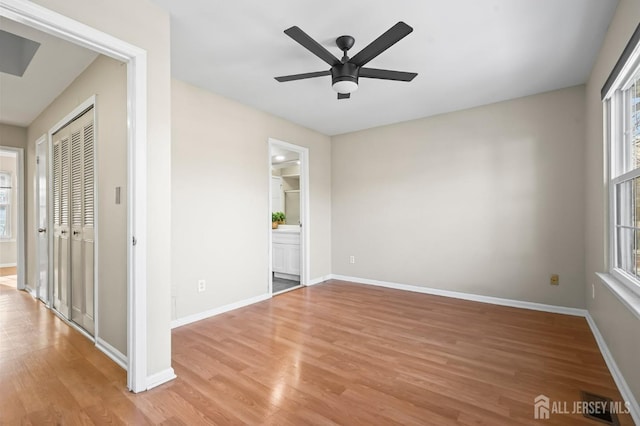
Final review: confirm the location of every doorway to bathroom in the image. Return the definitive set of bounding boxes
[268,138,309,295]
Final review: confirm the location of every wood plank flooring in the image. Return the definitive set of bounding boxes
[0,280,634,425]
[0,266,17,277]
[0,266,17,289]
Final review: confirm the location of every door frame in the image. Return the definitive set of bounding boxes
[0,146,25,292]
[267,138,310,294]
[0,0,148,392]
[34,134,48,303]
[48,97,98,337]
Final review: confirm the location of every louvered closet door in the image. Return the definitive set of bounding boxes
[70,111,95,334]
[52,107,95,335]
[52,134,70,318]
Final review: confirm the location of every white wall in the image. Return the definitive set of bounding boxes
[332,86,586,308]
[28,0,172,377]
[27,55,128,354]
[171,79,331,321]
[584,0,640,402]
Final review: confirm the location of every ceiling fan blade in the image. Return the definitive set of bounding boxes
[350,22,413,67]
[338,93,350,100]
[284,26,341,66]
[275,70,331,82]
[359,67,417,81]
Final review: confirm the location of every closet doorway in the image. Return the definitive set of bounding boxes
[51,105,96,335]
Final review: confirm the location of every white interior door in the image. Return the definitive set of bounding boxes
[70,113,95,334]
[52,133,70,318]
[51,107,95,335]
[271,176,283,212]
[36,138,48,302]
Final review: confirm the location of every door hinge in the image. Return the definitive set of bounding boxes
[132,236,137,246]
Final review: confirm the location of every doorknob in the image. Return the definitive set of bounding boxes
[38,228,46,233]
[73,230,80,236]
[60,230,67,235]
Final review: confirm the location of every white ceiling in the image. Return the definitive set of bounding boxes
[271,146,299,168]
[0,17,98,127]
[153,0,618,136]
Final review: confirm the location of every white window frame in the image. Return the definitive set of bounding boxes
[0,171,11,239]
[605,37,640,299]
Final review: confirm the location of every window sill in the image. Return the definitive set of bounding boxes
[596,273,640,321]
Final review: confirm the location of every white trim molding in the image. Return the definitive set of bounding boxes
[331,274,588,316]
[33,134,47,303]
[0,262,17,268]
[171,293,271,329]
[96,337,127,370]
[267,138,310,294]
[585,313,640,424]
[49,96,96,135]
[146,368,176,390]
[168,275,329,328]
[329,274,639,422]
[596,273,640,321]
[1,0,150,393]
[0,146,26,291]
[307,275,331,286]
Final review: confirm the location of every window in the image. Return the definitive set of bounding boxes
[0,171,11,239]
[605,24,640,297]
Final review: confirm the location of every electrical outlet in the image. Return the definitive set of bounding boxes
[550,274,559,285]
[349,255,355,264]
[198,279,206,292]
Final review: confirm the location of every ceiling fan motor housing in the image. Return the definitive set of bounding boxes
[331,62,359,93]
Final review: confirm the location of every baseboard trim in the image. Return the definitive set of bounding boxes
[330,274,587,317]
[171,277,330,330]
[307,275,331,286]
[146,367,176,390]
[585,313,640,424]
[0,262,17,268]
[95,337,127,370]
[330,274,638,421]
[171,293,271,329]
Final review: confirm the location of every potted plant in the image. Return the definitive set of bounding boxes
[272,211,285,229]
[273,212,286,227]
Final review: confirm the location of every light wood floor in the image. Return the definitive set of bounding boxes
[0,280,633,425]
[0,266,17,276]
[0,275,17,289]
[0,266,17,289]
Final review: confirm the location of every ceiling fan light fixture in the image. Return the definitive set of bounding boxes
[331,62,359,94]
[275,22,417,99]
[332,79,358,94]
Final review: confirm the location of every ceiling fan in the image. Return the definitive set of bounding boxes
[274,22,418,100]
